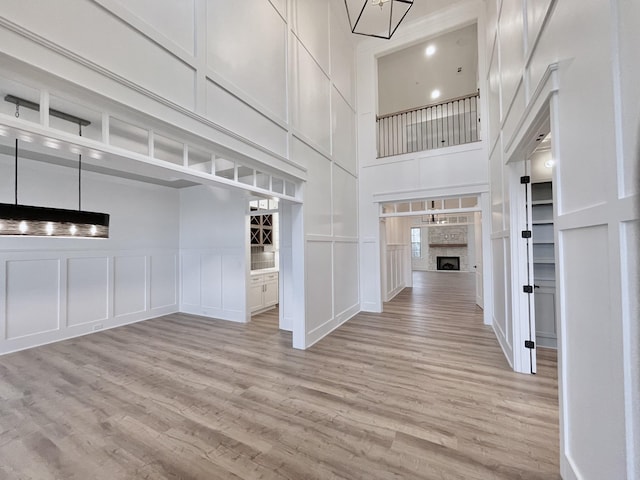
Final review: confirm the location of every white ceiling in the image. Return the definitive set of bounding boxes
[403,0,471,24]
[377,22,478,115]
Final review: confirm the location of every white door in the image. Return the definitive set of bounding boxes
[474,211,483,308]
[522,162,537,374]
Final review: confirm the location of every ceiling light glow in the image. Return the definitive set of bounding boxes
[431,89,441,100]
[425,45,436,57]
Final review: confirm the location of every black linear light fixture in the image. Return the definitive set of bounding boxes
[0,95,110,238]
[344,0,414,39]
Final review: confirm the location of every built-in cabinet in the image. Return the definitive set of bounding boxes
[531,181,557,348]
[249,271,278,314]
[250,213,273,246]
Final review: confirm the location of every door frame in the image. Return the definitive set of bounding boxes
[374,187,493,327]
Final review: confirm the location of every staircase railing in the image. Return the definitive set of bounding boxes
[376,90,480,158]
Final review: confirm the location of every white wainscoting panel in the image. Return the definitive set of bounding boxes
[0,249,178,355]
[333,242,359,316]
[385,244,407,301]
[221,254,245,315]
[200,253,223,310]
[560,224,626,479]
[67,257,109,327]
[491,237,512,363]
[114,255,147,317]
[6,259,60,340]
[150,254,177,310]
[179,249,246,322]
[180,253,201,307]
[305,241,333,333]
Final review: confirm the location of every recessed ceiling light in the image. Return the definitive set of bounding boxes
[544,159,555,168]
[431,89,441,100]
[425,45,436,57]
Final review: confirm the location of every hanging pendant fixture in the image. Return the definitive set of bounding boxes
[0,95,110,238]
[344,0,414,39]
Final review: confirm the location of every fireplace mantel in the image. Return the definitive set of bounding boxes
[429,243,467,248]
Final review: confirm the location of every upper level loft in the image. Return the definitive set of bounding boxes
[376,23,480,158]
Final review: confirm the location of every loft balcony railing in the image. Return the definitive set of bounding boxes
[376,90,481,158]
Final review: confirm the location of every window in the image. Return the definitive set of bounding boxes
[411,227,421,258]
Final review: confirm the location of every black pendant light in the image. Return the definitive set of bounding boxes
[0,96,110,238]
[344,0,414,39]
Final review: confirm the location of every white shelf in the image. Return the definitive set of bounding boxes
[534,258,555,264]
[533,223,554,243]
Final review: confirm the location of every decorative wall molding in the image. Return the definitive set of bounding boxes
[0,249,178,355]
[0,16,299,177]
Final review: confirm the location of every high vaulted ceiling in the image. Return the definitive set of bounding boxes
[377,22,478,115]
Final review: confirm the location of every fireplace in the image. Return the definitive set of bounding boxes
[437,256,460,271]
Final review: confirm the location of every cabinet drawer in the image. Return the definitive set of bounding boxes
[250,274,264,285]
[264,273,278,282]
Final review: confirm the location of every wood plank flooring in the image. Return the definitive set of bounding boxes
[0,271,559,479]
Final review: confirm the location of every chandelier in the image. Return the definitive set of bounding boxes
[344,0,414,39]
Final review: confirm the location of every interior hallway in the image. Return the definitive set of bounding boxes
[0,271,559,479]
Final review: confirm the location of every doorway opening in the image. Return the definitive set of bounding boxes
[378,193,489,320]
[245,197,304,349]
[508,105,558,376]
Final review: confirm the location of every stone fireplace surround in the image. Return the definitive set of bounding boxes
[428,225,469,271]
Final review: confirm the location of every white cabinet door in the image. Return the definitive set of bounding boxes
[249,274,264,312]
[263,279,278,307]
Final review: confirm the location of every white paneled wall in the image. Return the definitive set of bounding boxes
[179,186,247,323]
[0,250,178,355]
[290,38,332,153]
[104,0,196,55]
[206,0,288,121]
[486,0,639,477]
[382,217,411,301]
[0,155,179,354]
[67,257,109,326]
[384,245,408,301]
[1,1,196,110]
[289,0,359,348]
[205,81,288,158]
[0,0,360,352]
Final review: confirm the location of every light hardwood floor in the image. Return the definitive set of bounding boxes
[0,271,559,479]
